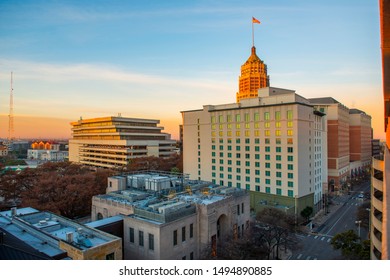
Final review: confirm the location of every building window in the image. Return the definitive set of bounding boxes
[276,172,282,178]
[266,179,271,185]
[106,252,115,260]
[173,230,178,246]
[276,155,282,161]
[275,111,281,120]
[265,171,271,176]
[287,130,293,136]
[129,227,134,243]
[245,113,250,122]
[266,187,271,193]
[237,204,240,215]
[288,155,293,161]
[276,188,282,195]
[287,138,293,144]
[255,185,260,192]
[275,130,281,136]
[265,162,271,168]
[246,184,250,190]
[265,146,270,152]
[236,114,241,122]
[288,190,294,197]
[276,147,282,153]
[236,175,241,180]
[149,234,154,251]
[255,146,260,152]
[265,154,270,160]
[190,223,194,238]
[288,181,294,187]
[288,164,293,170]
[139,230,144,247]
[245,176,250,182]
[265,130,270,136]
[276,180,282,186]
[276,163,281,169]
[288,147,293,153]
[255,177,260,183]
[227,115,232,122]
[255,138,260,144]
[287,110,293,120]
[288,173,293,179]
[182,226,186,242]
[264,112,270,120]
[254,112,260,121]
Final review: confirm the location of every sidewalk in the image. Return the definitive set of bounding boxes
[309,194,348,233]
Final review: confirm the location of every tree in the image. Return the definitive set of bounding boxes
[331,230,369,260]
[256,207,298,259]
[300,206,313,222]
[200,222,269,260]
[0,162,114,218]
[125,154,182,172]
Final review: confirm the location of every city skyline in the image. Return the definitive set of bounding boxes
[0,0,383,140]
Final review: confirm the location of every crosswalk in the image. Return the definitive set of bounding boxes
[291,233,333,260]
[294,254,318,260]
[296,233,332,243]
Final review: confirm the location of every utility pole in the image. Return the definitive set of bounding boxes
[355,220,362,238]
[8,71,14,141]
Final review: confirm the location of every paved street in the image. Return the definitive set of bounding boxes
[288,179,370,260]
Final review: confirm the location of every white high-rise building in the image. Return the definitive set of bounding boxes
[182,87,327,214]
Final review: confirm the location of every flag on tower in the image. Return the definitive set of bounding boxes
[252,17,260,24]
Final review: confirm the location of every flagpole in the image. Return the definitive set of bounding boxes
[252,19,254,47]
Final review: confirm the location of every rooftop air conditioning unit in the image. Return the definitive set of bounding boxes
[66,232,74,243]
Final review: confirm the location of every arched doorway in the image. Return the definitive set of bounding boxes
[96,212,103,220]
[217,214,228,241]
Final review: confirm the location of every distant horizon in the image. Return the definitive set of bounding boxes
[0,0,384,140]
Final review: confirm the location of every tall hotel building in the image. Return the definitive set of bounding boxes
[183,49,327,214]
[69,116,176,169]
[371,0,390,260]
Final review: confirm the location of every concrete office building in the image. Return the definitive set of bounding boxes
[91,171,250,260]
[371,0,390,260]
[0,207,122,260]
[182,87,327,214]
[69,116,176,169]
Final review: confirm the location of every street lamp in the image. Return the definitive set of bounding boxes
[355,220,362,238]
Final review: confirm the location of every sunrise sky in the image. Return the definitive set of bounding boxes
[0,0,383,140]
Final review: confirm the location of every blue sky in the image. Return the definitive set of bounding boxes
[0,0,383,139]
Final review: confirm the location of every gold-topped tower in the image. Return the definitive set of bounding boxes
[236,46,269,102]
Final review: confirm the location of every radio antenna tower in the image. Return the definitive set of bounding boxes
[8,71,14,141]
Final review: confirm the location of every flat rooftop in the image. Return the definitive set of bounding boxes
[98,172,248,223]
[0,207,121,258]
